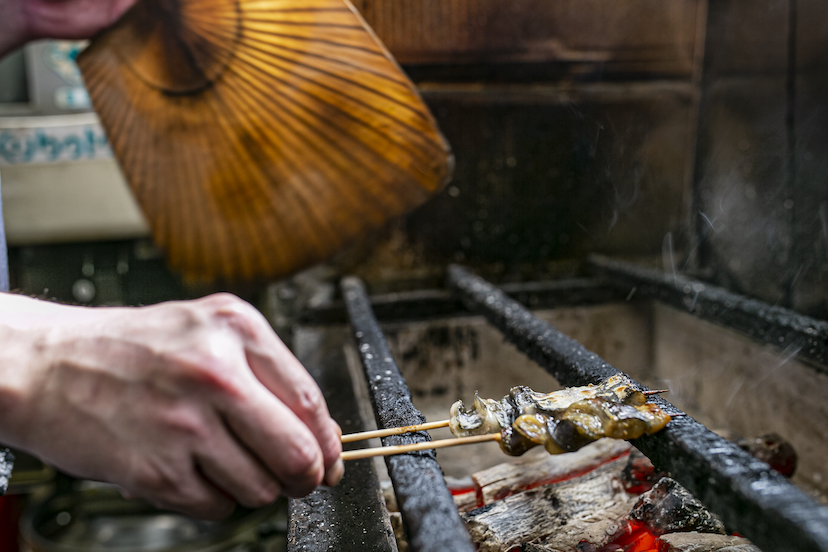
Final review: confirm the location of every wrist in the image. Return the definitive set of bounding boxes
[0,320,42,449]
[0,294,87,449]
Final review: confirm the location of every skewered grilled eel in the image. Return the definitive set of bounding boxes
[449,375,671,455]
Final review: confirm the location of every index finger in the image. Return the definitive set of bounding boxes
[245,339,343,477]
[212,297,343,482]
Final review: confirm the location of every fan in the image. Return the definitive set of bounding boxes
[77,0,452,282]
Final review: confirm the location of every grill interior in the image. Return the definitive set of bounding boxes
[288,260,828,552]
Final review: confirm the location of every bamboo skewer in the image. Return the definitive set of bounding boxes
[341,433,502,461]
[341,420,451,443]
[340,389,670,459]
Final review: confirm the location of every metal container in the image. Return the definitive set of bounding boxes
[20,488,285,552]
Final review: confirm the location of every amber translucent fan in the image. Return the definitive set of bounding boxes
[77,0,452,282]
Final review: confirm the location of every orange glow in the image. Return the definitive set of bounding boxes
[597,520,659,552]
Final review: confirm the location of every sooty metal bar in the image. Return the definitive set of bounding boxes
[300,279,625,326]
[587,254,828,374]
[288,327,396,551]
[447,264,828,552]
[341,277,475,552]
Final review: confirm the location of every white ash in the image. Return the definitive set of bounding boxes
[461,457,635,552]
[658,532,763,552]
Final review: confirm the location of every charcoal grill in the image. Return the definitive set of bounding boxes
[287,258,828,552]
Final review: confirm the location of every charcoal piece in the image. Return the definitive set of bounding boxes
[462,459,636,552]
[735,433,797,478]
[453,490,478,512]
[621,448,667,493]
[473,439,631,506]
[523,533,763,552]
[658,532,762,551]
[631,478,725,536]
[449,264,828,552]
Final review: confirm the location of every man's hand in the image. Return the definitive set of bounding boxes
[0,292,343,520]
[0,0,136,57]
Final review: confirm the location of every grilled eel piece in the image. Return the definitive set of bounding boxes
[449,375,671,455]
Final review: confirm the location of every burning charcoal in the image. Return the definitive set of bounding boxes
[630,478,725,536]
[621,448,667,494]
[734,433,797,478]
[657,532,762,552]
[446,475,478,511]
[453,490,478,512]
[473,439,631,507]
[461,459,636,552]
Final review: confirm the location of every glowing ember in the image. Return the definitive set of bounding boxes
[595,520,659,552]
[621,450,666,495]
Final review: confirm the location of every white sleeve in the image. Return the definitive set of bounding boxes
[0,171,8,292]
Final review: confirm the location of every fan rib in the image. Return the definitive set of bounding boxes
[208,84,339,271]
[232,45,444,184]
[242,31,409,88]
[228,59,424,214]
[195,101,268,279]
[208,94,316,272]
[240,31,430,124]
[219,85,380,244]
[172,103,208,277]
[237,25,385,57]
[214,77,363,249]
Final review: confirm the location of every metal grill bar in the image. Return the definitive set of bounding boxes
[287,327,396,551]
[587,254,828,374]
[447,263,828,552]
[300,279,625,326]
[341,277,475,552]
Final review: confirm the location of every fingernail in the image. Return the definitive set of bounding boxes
[324,458,344,487]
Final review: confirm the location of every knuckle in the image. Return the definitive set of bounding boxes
[189,294,255,334]
[190,361,240,396]
[322,430,343,462]
[294,386,326,418]
[203,292,242,308]
[160,407,212,443]
[205,293,254,318]
[132,463,186,499]
[165,302,208,332]
[163,351,242,398]
[206,294,266,337]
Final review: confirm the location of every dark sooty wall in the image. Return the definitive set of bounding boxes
[343,0,828,319]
